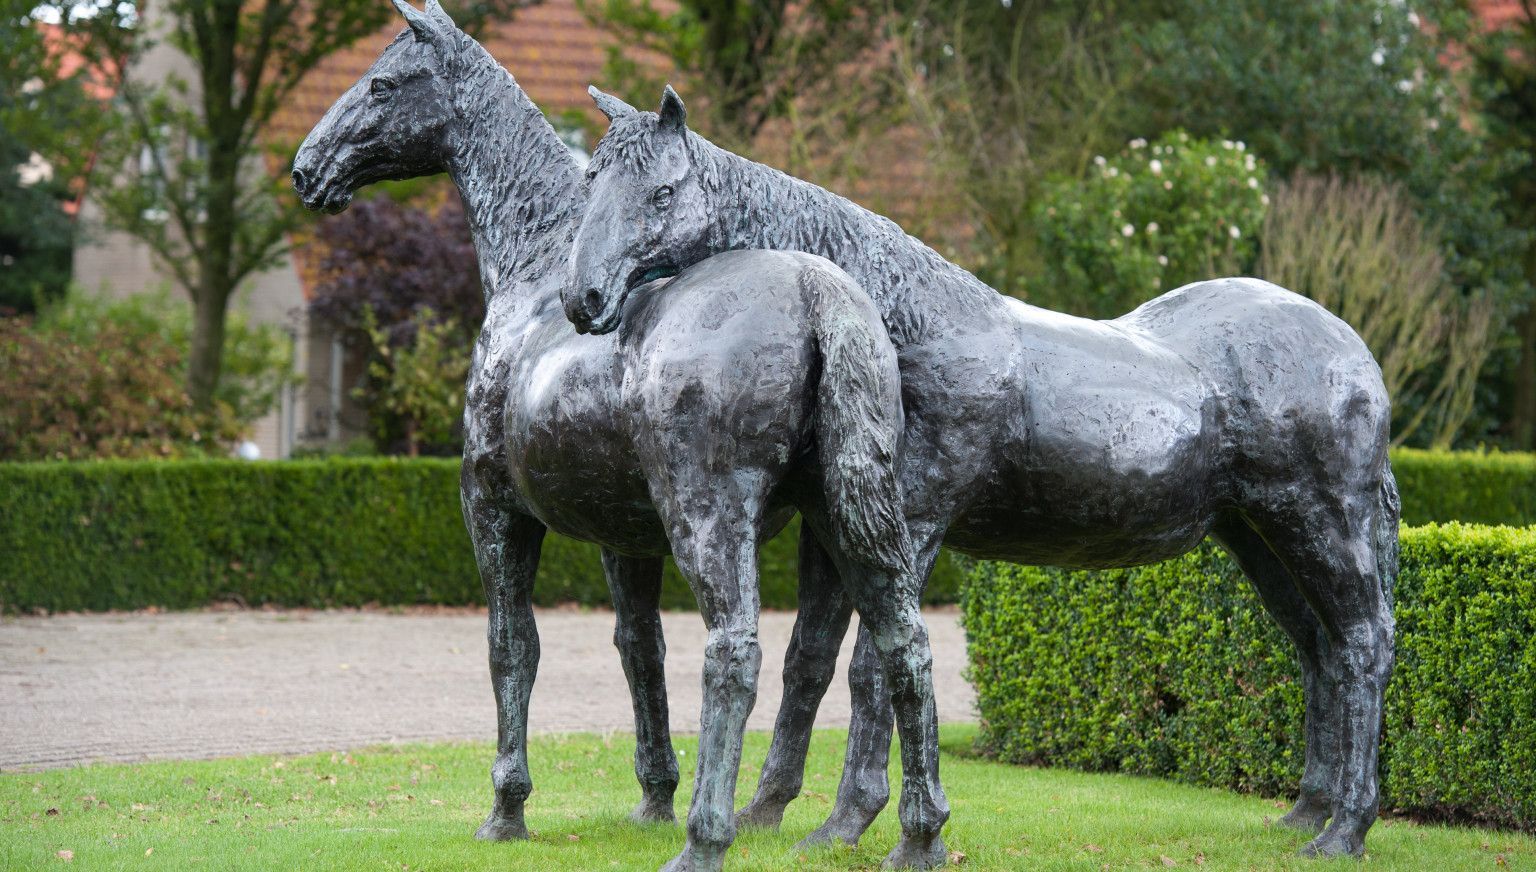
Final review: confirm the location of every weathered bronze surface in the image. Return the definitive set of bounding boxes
[294,6,922,871]
[566,86,1400,865]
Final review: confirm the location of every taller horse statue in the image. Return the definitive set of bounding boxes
[292,6,933,872]
[566,86,1400,863]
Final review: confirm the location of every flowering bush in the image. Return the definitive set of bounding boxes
[1032,131,1269,319]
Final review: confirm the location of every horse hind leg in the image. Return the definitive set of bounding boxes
[1212,516,1335,834]
[809,523,949,869]
[798,532,947,850]
[797,621,892,848]
[737,526,854,831]
[1243,483,1395,859]
[601,549,680,824]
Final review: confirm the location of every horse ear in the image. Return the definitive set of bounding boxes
[391,0,431,36]
[588,86,637,122]
[657,85,687,135]
[391,0,453,51]
[424,0,458,30]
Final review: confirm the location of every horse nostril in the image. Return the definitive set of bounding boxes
[584,288,603,316]
[292,168,310,196]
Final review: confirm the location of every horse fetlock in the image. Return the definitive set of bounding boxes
[490,754,533,803]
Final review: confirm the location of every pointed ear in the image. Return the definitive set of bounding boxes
[424,0,458,30]
[657,85,686,135]
[589,85,637,122]
[391,0,431,37]
[392,0,453,52]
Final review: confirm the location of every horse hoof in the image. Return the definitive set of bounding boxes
[658,845,723,872]
[474,813,529,841]
[881,834,948,869]
[735,799,788,831]
[629,798,676,825]
[796,823,859,851]
[1278,800,1330,835]
[1298,827,1363,859]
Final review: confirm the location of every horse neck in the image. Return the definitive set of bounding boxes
[696,138,998,340]
[445,46,580,303]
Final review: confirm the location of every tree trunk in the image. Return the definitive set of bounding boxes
[1512,307,1536,450]
[188,284,229,410]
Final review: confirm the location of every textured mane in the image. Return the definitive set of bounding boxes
[444,32,582,295]
[588,113,1001,343]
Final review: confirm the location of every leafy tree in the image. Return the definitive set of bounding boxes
[0,8,109,313]
[1470,0,1536,449]
[357,306,469,457]
[892,0,1527,445]
[310,195,480,454]
[888,0,1148,294]
[309,195,482,348]
[1131,0,1526,308]
[577,0,887,144]
[41,0,530,411]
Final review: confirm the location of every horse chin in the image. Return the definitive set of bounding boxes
[319,188,354,214]
[581,286,632,336]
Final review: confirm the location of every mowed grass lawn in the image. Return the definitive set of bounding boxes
[2,725,1531,871]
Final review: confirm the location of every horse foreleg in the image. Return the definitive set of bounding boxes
[660,505,763,872]
[601,549,680,823]
[464,487,547,841]
[737,525,853,830]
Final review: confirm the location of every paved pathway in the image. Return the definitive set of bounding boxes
[0,607,972,770]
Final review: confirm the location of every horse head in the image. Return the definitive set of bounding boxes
[565,86,706,334]
[292,0,467,213]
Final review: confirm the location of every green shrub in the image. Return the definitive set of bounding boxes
[0,459,962,613]
[1392,448,1536,526]
[1031,131,1268,319]
[961,523,1536,828]
[2,449,1523,613]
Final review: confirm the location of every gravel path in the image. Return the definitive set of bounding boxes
[0,607,972,771]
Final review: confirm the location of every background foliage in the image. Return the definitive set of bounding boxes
[0,292,292,461]
[1032,132,1266,318]
[960,524,1536,829]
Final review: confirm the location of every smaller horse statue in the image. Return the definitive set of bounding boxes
[566,85,1400,864]
[292,5,931,871]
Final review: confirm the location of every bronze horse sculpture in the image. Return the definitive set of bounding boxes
[567,87,1401,864]
[292,6,937,872]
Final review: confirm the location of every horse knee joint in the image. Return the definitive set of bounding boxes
[704,630,761,693]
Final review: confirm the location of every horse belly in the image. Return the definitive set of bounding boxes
[950,384,1219,569]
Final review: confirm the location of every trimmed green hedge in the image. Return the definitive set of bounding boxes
[961,523,1536,829]
[1392,448,1536,526]
[0,459,961,613]
[0,449,1527,614]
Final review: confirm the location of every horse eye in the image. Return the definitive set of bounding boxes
[652,185,674,208]
[370,77,395,98]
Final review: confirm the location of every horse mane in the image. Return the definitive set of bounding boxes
[440,30,582,291]
[590,113,1000,342]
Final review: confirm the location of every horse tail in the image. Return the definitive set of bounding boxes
[1375,460,1401,609]
[802,262,914,576]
